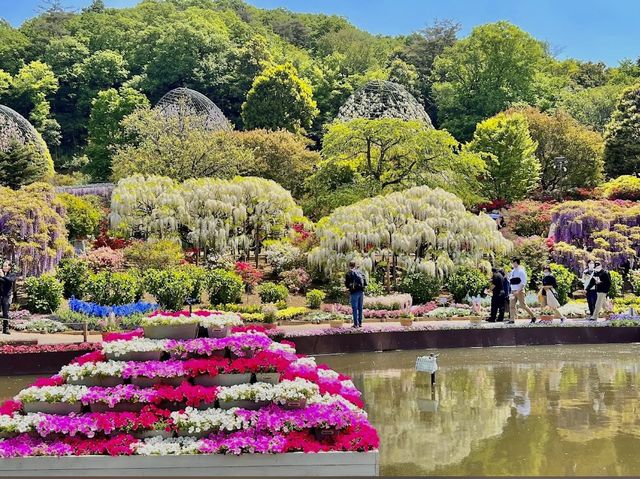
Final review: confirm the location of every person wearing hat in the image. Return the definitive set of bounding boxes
[588,261,611,321]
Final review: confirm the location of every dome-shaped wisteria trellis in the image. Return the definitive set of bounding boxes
[336,80,433,126]
[155,88,233,132]
[0,105,50,159]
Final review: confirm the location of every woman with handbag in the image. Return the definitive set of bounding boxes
[539,266,566,322]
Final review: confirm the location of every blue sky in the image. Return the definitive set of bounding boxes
[4,0,640,65]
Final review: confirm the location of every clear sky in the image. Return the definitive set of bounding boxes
[3,0,640,65]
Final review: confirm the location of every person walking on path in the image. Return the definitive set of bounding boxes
[589,261,611,321]
[539,265,566,322]
[344,260,367,328]
[0,261,17,335]
[487,268,506,322]
[508,258,537,324]
[499,268,511,321]
[582,260,597,317]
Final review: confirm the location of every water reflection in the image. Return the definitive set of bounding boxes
[322,344,640,476]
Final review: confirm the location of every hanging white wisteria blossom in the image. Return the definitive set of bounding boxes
[336,80,434,127]
[110,175,302,262]
[308,186,512,279]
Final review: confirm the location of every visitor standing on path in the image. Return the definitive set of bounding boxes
[0,261,17,335]
[344,260,367,328]
[589,261,611,321]
[582,260,597,316]
[539,266,566,322]
[487,268,506,322]
[507,258,537,324]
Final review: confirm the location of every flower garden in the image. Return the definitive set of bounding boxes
[0,313,379,464]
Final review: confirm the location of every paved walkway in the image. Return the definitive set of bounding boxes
[2,317,587,345]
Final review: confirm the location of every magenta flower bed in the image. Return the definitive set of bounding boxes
[0,343,100,355]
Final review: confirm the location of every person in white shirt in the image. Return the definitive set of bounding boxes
[507,258,537,324]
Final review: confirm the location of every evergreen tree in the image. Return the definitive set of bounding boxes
[0,141,49,189]
[241,63,318,133]
[604,83,640,177]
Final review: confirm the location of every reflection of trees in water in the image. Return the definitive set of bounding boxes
[330,349,640,476]
[358,367,513,475]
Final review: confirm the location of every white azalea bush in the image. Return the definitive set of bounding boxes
[134,436,201,456]
[102,338,168,357]
[199,313,243,329]
[60,361,125,381]
[272,379,320,405]
[170,407,248,434]
[0,414,40,434]
[16,385,88,404]
[218,383,275,403]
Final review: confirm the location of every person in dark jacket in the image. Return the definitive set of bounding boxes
[589,261,611,321]
[582,261,597,316]
[539,266,566,322]
[344,260,367,328]
[488,268,505,322]
[499,269,511,321]
[0,261,17,334]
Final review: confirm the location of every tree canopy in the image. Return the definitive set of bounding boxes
[432,21,551,140]
[241,62,318,133]
[466,112,540,202]
[304,118,486,217]
[604,83,640,177]
[507,106,604,193]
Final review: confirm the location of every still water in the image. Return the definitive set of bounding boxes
[3,345,640,475]
[322,344,640,476]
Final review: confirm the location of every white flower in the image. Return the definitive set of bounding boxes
[267,342,296,355]
[134,436,201,456]
[271,379,320,404]
[0,413,41,433]
[102,338,168,357]
[16,385,88,403]
[217,383,276,402]
[317,369,339,380]
[60,361,125,381]
[141,315,199,326]
[170,407,247,433]
[199,313,243,329]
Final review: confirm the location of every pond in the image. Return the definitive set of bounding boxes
[322,344,640,476]
[3,344,640,476]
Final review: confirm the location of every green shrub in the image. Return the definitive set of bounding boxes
[257,282,289,304]
[24,275,64,313]
[217,303,262,314]
[306,289,326,309]
[123,239,184,271]
[365,277,385,296]
[601,175,640,201]
[630,270,640,296]
[56,258,91,299]
[549,263,576,305]
[399,272,442,304]
[610,270,624,299]
[85,271,143,306]
[446,266,487,303]
[206,269,243,305]
[58,193,103,240]
[180,264,208,302]
[144,269,194,311]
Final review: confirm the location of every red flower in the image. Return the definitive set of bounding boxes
[71,350,106,365]
[0,400,21,416]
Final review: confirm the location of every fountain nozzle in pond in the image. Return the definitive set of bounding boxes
[416,354,439,384]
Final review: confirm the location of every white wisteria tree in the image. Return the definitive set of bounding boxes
[308,186,512,287]
[110,175,303,264]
